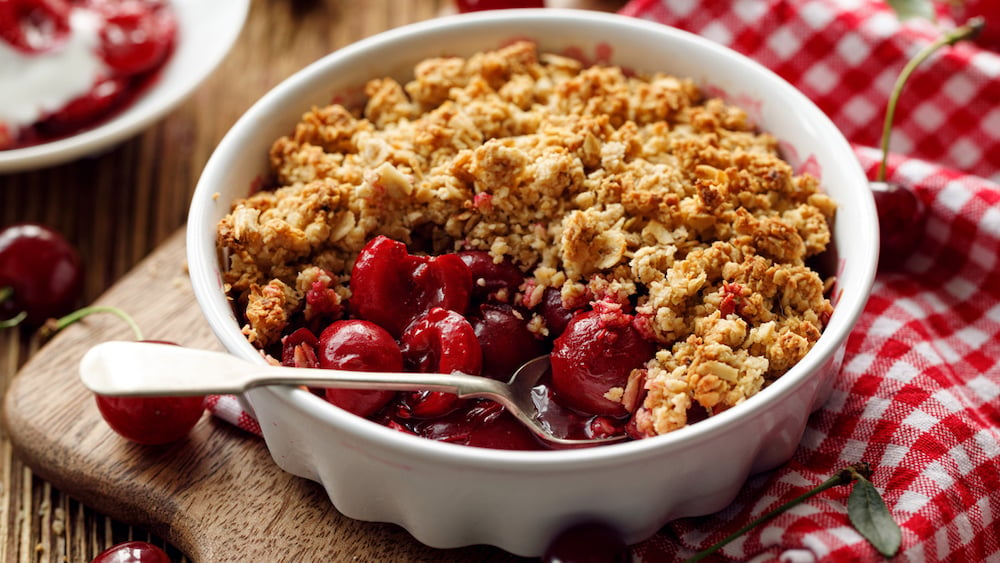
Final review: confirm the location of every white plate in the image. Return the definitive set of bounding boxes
[0,0,250,174]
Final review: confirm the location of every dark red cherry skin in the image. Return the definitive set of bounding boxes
[281,327,319,368]
[457,250,524,304]
[0,0,71,54]
[96,0,177,75]
[318,320,402,418]
[0,223,84,326]
[398,307,482,418]
[539,286,576,338]
[384,400,542,450]
[400,308,481,376]
[91,540,171,563]
[350,236,472,337]
[425,401,541,450]
[38,76,130,137]
[456,0,545,12]
[542,520,631,563]
[870,181,925,271]
[550,308,654,417]
[95,393,206,445]
[94,340,206,445]
[470,303,547,381]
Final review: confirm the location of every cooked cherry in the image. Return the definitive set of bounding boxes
[96,0,177,75]
[318,320,402,418]
[539,286,577,338]
[455,0,545,12]
[542,520,631,563]
[398,307,481,418]
[350,236,472,337]
[386,400,542,450]
[457,250,524,304]
[281,327,319,368]
[0,223,83,326]
[550,307,654,416]
[37,75,130,137]
[470,303,546,381]
[530,381,627,442]
[303,272,344,322]
[0,0,71,54]
[91,540,171,563]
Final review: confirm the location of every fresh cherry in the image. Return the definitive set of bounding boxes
[37,303,203,445]
[318,320,402,418]
[0,223,83,327]
[350,235,472,337]
[96,391,205,445]
[949,2,999,51]
[95,341,207,445]
[469,303,546,381]
[455,0,545,12]
[457,250,525,305]
[397,307,482,418]
[870,181,926,270]
[549,306,654,416]
[0,0,71,54]
[542,520,631,563]
[95,0,177,75]
[91,540,171,563]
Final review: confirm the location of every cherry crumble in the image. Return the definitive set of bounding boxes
[217,41,837,450]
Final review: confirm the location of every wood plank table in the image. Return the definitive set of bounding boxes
[0,1,626,561]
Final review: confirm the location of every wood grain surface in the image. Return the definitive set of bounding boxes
[0,1,625,561]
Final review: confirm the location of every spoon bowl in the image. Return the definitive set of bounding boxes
[79,341,624,447]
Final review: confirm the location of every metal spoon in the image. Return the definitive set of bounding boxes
[79,341,626,447]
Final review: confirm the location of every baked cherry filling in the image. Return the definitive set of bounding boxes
[551,307,654,417]
[279,235,649,450]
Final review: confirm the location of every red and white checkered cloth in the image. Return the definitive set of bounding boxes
[617,1,1000,561]
[208,1,1000,560]
[622,0,1000,185]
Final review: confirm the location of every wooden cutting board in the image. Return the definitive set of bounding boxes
[2,229,522,562]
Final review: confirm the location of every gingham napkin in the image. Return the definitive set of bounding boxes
[621,0,1000,185]
[618,1,1000,561]
[207,1,1000,560]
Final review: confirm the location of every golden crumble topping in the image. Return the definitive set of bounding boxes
[217,41,836,437]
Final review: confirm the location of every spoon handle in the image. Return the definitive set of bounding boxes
[80,341,505,398]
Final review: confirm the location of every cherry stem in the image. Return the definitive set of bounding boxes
[682,463,872,562]
[877,17,984,182]
[0,286,28,328]
[40,305,144,341]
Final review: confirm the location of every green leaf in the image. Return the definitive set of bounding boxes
[885,0,936,21]
[848,478,902,557]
